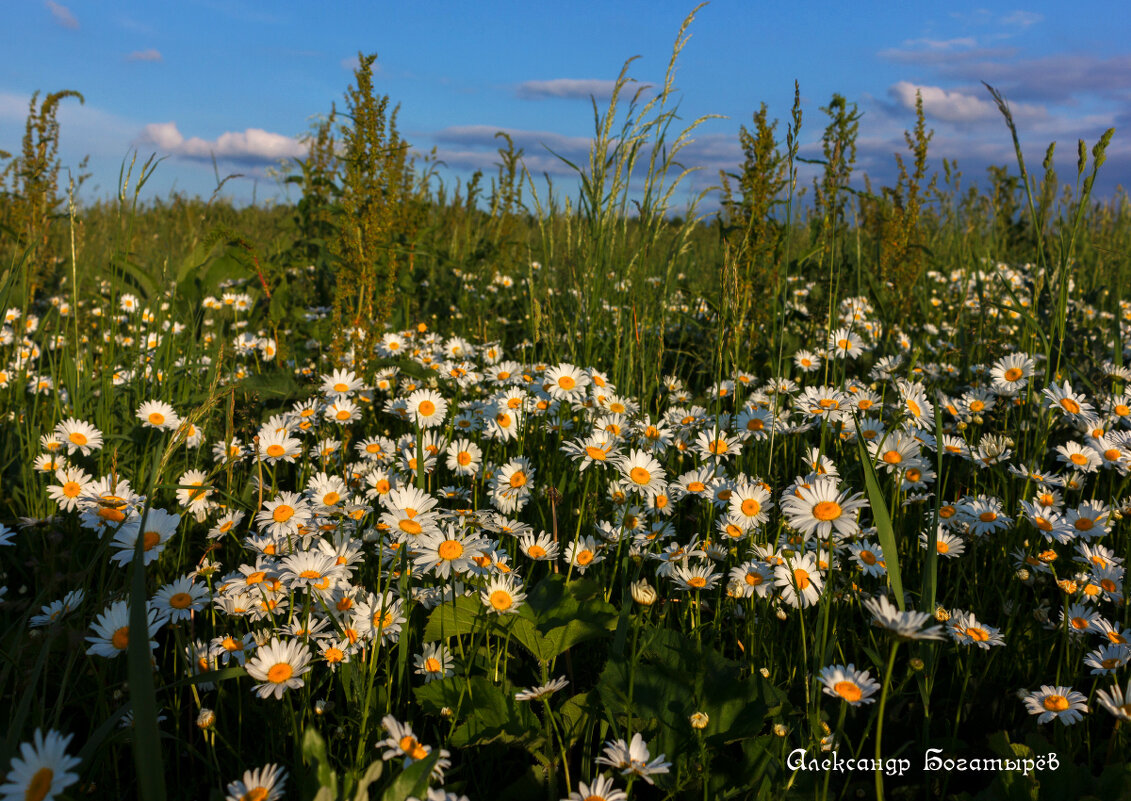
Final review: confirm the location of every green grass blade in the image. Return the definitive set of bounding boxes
[128,504,167,801]
[854,418,904,610]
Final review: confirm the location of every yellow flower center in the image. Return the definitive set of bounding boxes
[1003,367,1023,382]
[424,657,442,673]
[148,412,166,426]
[267,663,293,683]
[793,568,812,590]
[978,511,997,523]
[557,375,576,390]
[437,540,463,560]
[509,471,527,488]
[629,466,651,485]
[576,549,594,566]
[489,590,513,610]
[142,530,162,551]
[585,446,607,461]
[272,505,294,523]
[112,626,130,650]
[813,501,841,521]
[834,680,862,702]
[26,768,55,801]
[69,431,88,446]
[169,592,193,609]
[266,444,285,458]
[1042,694,1069,711]
[1060,398,1081,414]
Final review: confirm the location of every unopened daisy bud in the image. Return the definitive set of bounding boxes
[314,700,328,716]
[196,708,215,729]
[934,606,950,622]
[631,579,657,607]
[1113,510,1123,521]
[773,723,788,737]
[776,608,788,621]
[760,667,771,678]
[819,720,831,735]
[972,415,984,425]
[910,657,925,671]
[441,706,453,718]
[1017,568,1031,581]
[690,712,709,730]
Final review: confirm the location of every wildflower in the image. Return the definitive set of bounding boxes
[255,492,312,539]
[407,388,448,428]
[29,590,84,628]
[515,676,568,702]
[563,776,627,801]
[414,642,454,683]
[0,729,81,801]
[631,579,658,607]
[54,418,103,456]
[862,595,945,640]
[1084,644,1131,675]
[596,732,671,785]
[85,599,164,658]
[780,477,867,541]
[545,363,589,400]
[480,574,526,614]
[321,368,363,396]
[378,715,431,761]
[109,507,181,567]
[224,764,287,801]
[445,438,482,476]
[947,611,1006,649]
[137,400,181,431]
[244,638,313,700]
[848,541,886,577]
[152,575,209,623]
[564,535,604,574]
[818,664,881,705]
[774,552,824,609]
[671,562,721,592]
[1021,685,1088,725]
[1096,680,1131,721]
[414,528,487,579]
[46,466,94,513]
[689,712,710,730]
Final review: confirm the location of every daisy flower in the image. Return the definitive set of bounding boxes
[0,729,81,801]
[1084,644,1131,675]
[176,469,213,520]
[109,507,182,567]
[862,595,945,640]
[518,530,559,562]
[818,664,881,705]
[1021,685,1088,725]
[545,363,590,400]
[564,535,604,574]
[774,552,824,608]
[46,466,94,513]
[480,574,526,614]
[137,400,181,432]
[445,438,482,476]
[321,368,363,397]
[1043,381,1096,425]
[989,353,1035,396]
[618,449,666,496]
[256,430,303,464]
[406,388,448,428]
[378,715,431,761]
[244,638,313,700]
[255,492,313,539]
[54,417,103,456]
[29,589,84,628]
[563,776,627,801]
[947,610,1005,649]
[1096,679,1131,721]
[324,398,361,425]
[848,541,886,577]
[780,477,867,541]
[515,676,569,702]
[413,528,487,579]
[414,642,454,683]
[85,599,164,659]
[224,764,286,801]
[151,575,209,623]
[596,732,671,785]
[671,562,721,592]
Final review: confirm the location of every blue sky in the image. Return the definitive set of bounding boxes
[2,0,1129,211]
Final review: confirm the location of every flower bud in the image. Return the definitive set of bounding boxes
[631,579,657,607]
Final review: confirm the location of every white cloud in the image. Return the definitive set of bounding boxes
[1000,11,1043,28]
[45,0,78,29]
[136,122,305,164]
[126,49,163,62]
[887,81,1046,124]
[516,79,622,101]
[900,37,977,51]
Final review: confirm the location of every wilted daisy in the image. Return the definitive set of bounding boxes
[224,764,286,801]
[1021,685,1088,725]
[244,638,313,700]
[819,664,880,705]
[0,729,81,801]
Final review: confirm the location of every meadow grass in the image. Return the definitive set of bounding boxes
[1,10,1131,801]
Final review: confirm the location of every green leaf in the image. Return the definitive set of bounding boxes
[380,751,438,801]
[854,419,905,609]
[128,504,166,801]
[302,727,339,797]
